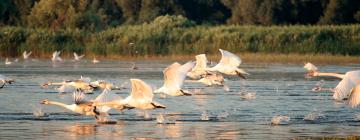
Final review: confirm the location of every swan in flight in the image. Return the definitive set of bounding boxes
[305,63,360,107]
[92,57,100,64]
[95,79,166,111]
[206,49,249,79]
[186,72,225,86]
[42,79,94,93]
[154,61,195,96]
[51,51,62,62]
[73,52,85,61]
[90,80,123,90]
[40,89,110,122]
[0,75,14,88]
[187,54,209,79]
[23,51,32,60]
[5,58,12,65]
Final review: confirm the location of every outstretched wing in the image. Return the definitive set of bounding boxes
[163,62,182,88]
[348,85,360,108]
[174,61,195,88]
[74,52,79,59]
[73,89,89,105]
[333,76,354,101]
[193,54,207,70]
[130,79,153,102]
[218,49,241,68]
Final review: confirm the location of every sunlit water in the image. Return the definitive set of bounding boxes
[1,60,360,139]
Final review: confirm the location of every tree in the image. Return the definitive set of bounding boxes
[319,0,360,24]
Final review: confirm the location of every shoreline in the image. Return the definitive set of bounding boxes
[3,53,360,64]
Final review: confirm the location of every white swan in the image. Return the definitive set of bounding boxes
[186,72,225,86]
[73,52,85,61]
[41,89,110,122]
[51,51,62,62]
[0,74,14,88]
[90,80,122,90]
[23,51,32,60]
[42,79,94,93]
[305,63,360,107]
[187,54,208,79]
[5,58,12,65]
[95,79,166,111]
[154,61,195,96]
[206,49,249,79]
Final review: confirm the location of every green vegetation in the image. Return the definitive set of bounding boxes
[1,15,360,58]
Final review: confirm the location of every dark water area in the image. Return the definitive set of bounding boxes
[1,60,360,139]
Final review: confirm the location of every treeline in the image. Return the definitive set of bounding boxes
[1,15,360,57]
[1,0,360,30]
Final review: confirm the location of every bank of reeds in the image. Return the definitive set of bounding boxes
[1,15,360,61]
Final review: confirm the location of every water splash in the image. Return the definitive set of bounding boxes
[223,84,230,92]
[216,111,229,120]
[303,111,325,121]
[156,113,176,124]
[200,111,210,121]
[271,115,290,125]
[32,104,49,118]
[191,89,203,94]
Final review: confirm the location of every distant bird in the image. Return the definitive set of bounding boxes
[51,51,62,62]
[23,51,32,60]
[90,80,122,90]
[73,52,85,61]
[5,58,12,65]
[92,57,100,64]
[305,63,360,107]
[206,49,249,79]
[95,79,166,111]
[271,115,290,125]
[41,89,110,122]
[154,61,195,96]
[0,74,14,88]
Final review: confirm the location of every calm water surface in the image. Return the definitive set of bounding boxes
[1,60,360,139]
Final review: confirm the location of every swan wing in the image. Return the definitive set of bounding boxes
[348,85,360,108]
[175,61,195,88]
[73,89,89,105]
[218,49,241,67]
[333,76,355,101]
[163,62,182,88]
[74,52,79,59]
[193,54,208,70]
[130,79,153,102]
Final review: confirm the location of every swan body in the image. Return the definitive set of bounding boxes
[154,61,195,96]
[0,75,14,88]
[23,51,32,60]
[96,79,166,111]
[74,52,85,61]
[186,72,224,86]
[42,80,94,93]
[91,80,122,90]
[206,49,249,79]
[51,51,62,62]
[41,89,109,121]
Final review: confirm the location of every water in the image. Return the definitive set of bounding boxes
[1,60,360,139]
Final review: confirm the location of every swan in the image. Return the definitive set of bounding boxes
[186,72,225,86]
[305,63,360,107]
[154,61,195,96]
[42,79,94,93]
[90,80,123,90]
[73,52,85,61]
[206,49,249,79]
[51,51,62,62]
[92,57,100,64]
[187,54,208,79]
[23,51,32,60]
[95,79,166,111]
[5,58,12,65]
[0,74,14,88]
[40,89,110,122]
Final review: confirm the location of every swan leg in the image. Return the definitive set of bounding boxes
[180,90,192,96]
[236,71,246,79]
[0,83,4,88]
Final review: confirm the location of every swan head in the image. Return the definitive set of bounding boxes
[40,99,50,105]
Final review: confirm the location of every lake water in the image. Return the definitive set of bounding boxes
[1,60,360,139]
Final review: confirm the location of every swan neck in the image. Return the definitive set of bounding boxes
[48,101,69,108]
[315,72,345,79]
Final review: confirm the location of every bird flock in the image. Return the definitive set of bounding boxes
[1,49,360,125]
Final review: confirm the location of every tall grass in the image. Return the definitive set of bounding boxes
[1,16,360,58]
